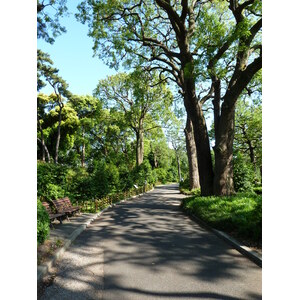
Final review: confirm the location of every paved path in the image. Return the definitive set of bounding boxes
[40,184,261,300]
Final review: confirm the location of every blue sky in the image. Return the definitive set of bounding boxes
[37,0,118,96]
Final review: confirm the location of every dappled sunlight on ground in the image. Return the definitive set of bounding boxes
[40,185,261,300]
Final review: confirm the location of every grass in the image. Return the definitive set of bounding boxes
[180,187,201,196]
[181,192,262,247]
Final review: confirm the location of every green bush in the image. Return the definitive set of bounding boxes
[132,159,156,186]
[233,152,256,192]
[179,177,190,189]
[181,193,262,245]
[166,166,178,182]
[37,158,158,210]
[253,186,262,195]
[43,183,65,201]
[37,162,68,201]
[37,200,50,245]
[155,167,168,183]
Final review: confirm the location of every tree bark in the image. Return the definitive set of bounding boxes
[37,138,51,163]
[176,155,182,182]
[37,116,45,161]
[136,128,144,166]
[37,115,50,162]
[184,117,200,190]
[182,75,214,196]
[54,103,63,164]
[81,128,86,168]
[150,143,158,168]
[213,102,236,195]
[213,58,261,195]
[81,142,85,167]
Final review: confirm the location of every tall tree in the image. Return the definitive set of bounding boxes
[196,0,262,195]
[37,50,72,163]
[37,93,51,162]
[77,0,215,195]
[94,70,173,166]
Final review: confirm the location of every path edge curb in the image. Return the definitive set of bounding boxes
[182,209,262,268]
[37,187,155,283]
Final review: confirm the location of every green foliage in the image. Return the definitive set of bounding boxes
[37,0,68,44]
[233,151,256,192]
[37,200,50,245]
[93,161,120,196]
[179,178,201,195]
[37,162,68,201]
[182,193,262,245]
[234,100,262,184]
[154,168,168,184]
[132,160,152,185]
[253,186,262,195]
[94,70,173,166]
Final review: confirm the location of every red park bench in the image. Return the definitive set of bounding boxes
[52,197,81,220]
[42,202,66,227]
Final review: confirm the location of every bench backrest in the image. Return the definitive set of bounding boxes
[63,197,73,207]
[42,202,53,215]
[52,197,73,212]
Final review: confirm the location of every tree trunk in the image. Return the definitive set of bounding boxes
[81,128,85,168]
[37,138,51,163]
[136,129,144,166]
[37,116,45,161]
[37,116,50,162]
[81,142,85,167]
[184,118,200,190]
[183,80,214,196]
[150,143,158,168]
[213,102,236,196]
[154,153,158,168]
[54,104,63,164]
[213,60,261,195]
[176,154,182,182]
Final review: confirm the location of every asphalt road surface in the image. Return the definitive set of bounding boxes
[40,184,262,300]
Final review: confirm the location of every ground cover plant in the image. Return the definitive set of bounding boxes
[37,200,50,245]
[181,193,262,248]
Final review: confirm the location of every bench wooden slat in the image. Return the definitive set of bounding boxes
[42,202,66,222]
[52,197,80,215]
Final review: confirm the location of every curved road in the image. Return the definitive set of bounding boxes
[40,184,261,300]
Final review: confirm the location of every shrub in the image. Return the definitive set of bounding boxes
[132,159,156,186]
[233,152,256,192]
[253,186,262,195]
[37,200,50,245]
[43,183,65,201]
[166,166,178,182]
[179,177,190,189]
[37,162,68,201]
[155,167,168,183]
[89,161,120,197]
[65,167,91,201]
